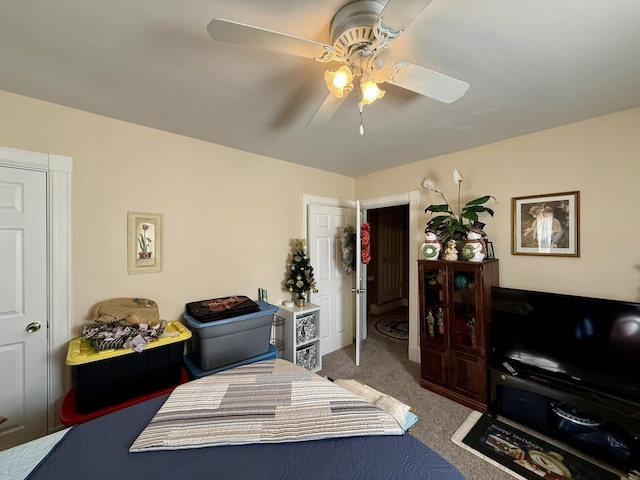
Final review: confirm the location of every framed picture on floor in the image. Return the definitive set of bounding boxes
[512,191,579,257]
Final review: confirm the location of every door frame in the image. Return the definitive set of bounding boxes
[304,192,420,363]
[360,191,420,363]
[0,146,72,433]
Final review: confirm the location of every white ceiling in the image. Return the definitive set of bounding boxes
[1,1,639,177]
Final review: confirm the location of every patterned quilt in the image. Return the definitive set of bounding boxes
[130,359,404,452]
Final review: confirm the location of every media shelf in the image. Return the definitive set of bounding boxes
[488,364,640,469]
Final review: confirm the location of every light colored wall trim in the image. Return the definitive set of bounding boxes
[0,146,72,433]
[360,191,420,363]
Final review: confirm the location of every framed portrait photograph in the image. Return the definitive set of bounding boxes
[128,211,163,274]
[485,241,495,260]
[512,191,579,257]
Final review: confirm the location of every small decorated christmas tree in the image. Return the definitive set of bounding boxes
[284,238,318,306]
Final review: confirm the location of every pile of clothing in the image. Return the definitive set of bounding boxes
[82,298,166,352]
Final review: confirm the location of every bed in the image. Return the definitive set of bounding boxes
[5,359,466,480]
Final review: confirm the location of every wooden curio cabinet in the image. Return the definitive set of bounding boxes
[418,258,499,412]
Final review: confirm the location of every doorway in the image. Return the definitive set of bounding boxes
[366,205,409,315]
[360,191,421,364]
[364,205,410,353]
[304,192,421,366]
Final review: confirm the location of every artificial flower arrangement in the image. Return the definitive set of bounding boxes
[341,225,356,274]
[361,223,371,265]
[284,238,318,301]
[423,169,496,245]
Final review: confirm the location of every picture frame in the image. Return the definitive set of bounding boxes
[485,241,495,260]
[127,211,163,274]
[512,191,579,257]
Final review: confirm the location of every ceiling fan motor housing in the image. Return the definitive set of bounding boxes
[330,0,385,57]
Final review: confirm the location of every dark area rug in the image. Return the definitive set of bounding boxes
[452,411,618,480]
[374,316,408,341]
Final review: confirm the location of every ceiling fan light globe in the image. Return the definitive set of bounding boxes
[361,79,385,105]
[333,72,348,89]
[324,66,354,98]
[337,65,353,82]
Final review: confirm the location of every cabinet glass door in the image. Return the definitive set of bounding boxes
[421,265,446,342]
[451,266,479,352]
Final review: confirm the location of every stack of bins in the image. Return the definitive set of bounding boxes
[184,300,278,373]
[65,321,191,414]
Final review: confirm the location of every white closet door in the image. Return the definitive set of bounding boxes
[0,165,48,450]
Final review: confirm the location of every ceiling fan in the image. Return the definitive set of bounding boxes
[207,0,469,134]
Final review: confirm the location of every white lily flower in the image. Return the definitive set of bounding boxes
[453,169,463,184]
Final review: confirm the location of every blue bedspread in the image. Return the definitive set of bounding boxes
[27,394,465,480]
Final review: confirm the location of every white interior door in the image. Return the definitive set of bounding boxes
[308,204,355,356]
[0,166,48,450]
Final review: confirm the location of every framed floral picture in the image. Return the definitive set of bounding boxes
[127,212,163,273]
[512,191,579,257]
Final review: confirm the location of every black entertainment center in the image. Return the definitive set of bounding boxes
[487,286,640,468]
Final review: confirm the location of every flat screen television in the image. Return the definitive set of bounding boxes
[490,287,640,404]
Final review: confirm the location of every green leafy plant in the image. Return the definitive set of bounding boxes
[423,169,496,245]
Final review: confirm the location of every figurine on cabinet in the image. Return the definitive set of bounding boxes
[461,226,486,262]
[436,306,445,335]
[421,230,442,261]
[444,239,458,261]
[467,317,477,348]
[426,309,435,337]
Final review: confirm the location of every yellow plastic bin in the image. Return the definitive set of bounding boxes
[66,321,191,413]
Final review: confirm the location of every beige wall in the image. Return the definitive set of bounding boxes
[356,106,640,302]
[2,89,639,341]
[0,91,354,334]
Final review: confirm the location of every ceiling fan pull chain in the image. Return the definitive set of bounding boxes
[359,103,365,135]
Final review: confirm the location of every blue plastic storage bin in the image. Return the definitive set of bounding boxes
[184,300,278,371]
[183,344,279,379]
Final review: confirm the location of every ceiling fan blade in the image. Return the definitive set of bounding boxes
[306,91,349,128]
[377,0,434,33]
[208,19,333,60]
[389,63,469,104]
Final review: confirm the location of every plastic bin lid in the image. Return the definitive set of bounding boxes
[184,300,278,329]
[66,320,191,366]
